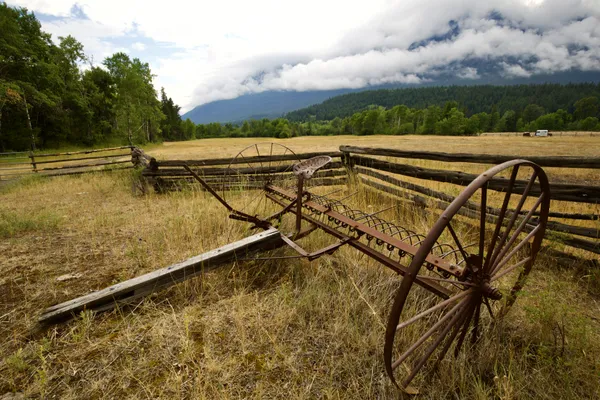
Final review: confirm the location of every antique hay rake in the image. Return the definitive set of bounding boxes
[181,143,551,391]
[40,142,551,392]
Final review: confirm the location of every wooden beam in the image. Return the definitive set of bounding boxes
[39,227,284,324]
[153,176,348,193]
[142,168,346,180]
[40,166,134,177]
[37,159,131,171]
[34,146,133,158]
[340,145,600,169]
[143,162,343,177]
[155,151,343,167]
[33,153,131,165]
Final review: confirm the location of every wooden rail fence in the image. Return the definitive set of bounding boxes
[340,145,599,256]
[0,146,142,181]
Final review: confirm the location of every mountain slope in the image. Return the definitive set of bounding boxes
[183,89,354,124]
[183,71,600,124]
[286,80,600,121]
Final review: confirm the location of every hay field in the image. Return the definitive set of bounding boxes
[1,135,599,399]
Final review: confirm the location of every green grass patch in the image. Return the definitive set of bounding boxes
[0,209,62,237]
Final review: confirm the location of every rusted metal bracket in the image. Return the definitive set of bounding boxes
[280,234,353,261]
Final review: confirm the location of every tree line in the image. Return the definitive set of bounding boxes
[285,84,600,121]
[192,96,600,139]
[0,3,188,151]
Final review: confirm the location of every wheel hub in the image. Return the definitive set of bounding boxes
[465,254,503,300]
[480,281,503,300]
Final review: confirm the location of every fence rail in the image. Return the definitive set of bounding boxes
[340,145,600,169]
[342,145,599,256]
[0,146,137,181]
[142,151,348,193]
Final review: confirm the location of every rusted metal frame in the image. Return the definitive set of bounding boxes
[266,184,461,277]
[296,175,304,233]
[265,192,452,298]
[183,164,271,229]
[184,164,235,212]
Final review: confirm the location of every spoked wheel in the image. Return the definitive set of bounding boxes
[384,160,550,393]
[222,143,301,219]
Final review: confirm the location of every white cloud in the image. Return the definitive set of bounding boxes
[501,62,532,77]
[7,0,600,113]
[458,67,480,80]
[131,42,146,51]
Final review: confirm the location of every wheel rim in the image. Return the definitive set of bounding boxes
[384,159,551,391]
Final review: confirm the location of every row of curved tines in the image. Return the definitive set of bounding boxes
[306,193,473,278]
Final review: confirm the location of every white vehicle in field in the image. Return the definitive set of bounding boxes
[535,129,549,137]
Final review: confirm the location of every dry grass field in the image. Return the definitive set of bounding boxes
[1,135,599,399]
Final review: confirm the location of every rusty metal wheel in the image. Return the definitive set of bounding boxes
[384,160,550,393]
[223,143,301,219]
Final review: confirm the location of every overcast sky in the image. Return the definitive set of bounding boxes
[8,0,600,113]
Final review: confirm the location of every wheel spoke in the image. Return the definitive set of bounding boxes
[471,302,481,344]
[238,152,255,172]
[434,300,475,368]
[489,194,543,275]
[479,183,487,265]
[483,166,519,273]
[255,144,263,170]
[392,296,470,370]
[487,171,538,270]
[454,299,477,357]
[396,289,473,331]
[447,223,469,264]
[491,224,541,275]
[483,297,495,320]
[401,300,472,388]
[240,189,266,213]
[479,182,487,263]
[491,256,532,282]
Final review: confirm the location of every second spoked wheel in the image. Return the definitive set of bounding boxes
[222,143,302,218]
[384,160,550,392]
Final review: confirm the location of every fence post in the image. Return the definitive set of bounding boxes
[341,148,358,187]
[29,151,37,173]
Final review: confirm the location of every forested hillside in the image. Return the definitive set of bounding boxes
[0,4,190,151]
[192,94,600,139]
[286,84,600,121]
